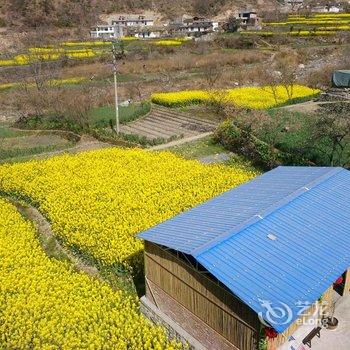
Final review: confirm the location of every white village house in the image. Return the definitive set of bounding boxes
[91,14,155,39]
[90,13,224,40]
[111,15,154,27]
[90,24,124,39]
[130,27,164,39]
[168,16,219,37]
[285,0,344,12]
[311,5,344,12]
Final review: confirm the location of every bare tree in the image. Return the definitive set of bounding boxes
[9,29,64,93]
[275,50,299,99]
[258,49,299,104]
[202,63,224,89]
[125,81,144,102]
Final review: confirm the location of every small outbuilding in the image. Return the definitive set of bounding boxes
[139,166,350,350]
[332,70,350,88]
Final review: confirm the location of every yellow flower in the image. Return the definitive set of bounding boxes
[153,40,183,46]
[0,198,182,349]
[152,85,320,109]
[0,148,257,270]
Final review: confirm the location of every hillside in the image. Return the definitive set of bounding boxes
[1,0,278,28]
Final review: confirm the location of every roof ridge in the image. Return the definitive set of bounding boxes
[191,167,344,257]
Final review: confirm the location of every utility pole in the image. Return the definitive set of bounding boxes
[112,43,120,133]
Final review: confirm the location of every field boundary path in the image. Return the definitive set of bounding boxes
[6,197,102,279]
[150,132,213,150]
[120,105,218,141]
[1,134,111,164]
[4,195,137,293]
[278,100,350,113]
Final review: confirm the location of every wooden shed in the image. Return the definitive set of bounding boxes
[139,166,350,350]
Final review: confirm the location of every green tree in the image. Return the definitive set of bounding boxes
[226,16,241,33]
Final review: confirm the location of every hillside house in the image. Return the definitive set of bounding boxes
[111,15,154,27]
[139,166,350,350]
[129,26,164,39]
[90,24,124,39]
[169,16,219,37]
[91,14,155,39]
[235,10,261,29]
[311,5,344,12]
[286,0,304,10]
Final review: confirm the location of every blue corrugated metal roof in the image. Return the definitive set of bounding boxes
[138,166,350,332]
[139,166,340,253]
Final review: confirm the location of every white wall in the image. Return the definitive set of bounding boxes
[90,25,124,39]
[113,19,154,27]
[135,31,160,38]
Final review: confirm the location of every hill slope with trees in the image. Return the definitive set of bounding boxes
[1,0,277,28]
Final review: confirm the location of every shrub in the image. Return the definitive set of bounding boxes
[215,104,350,169]
[217,35,255,49]
[214,120,287,169]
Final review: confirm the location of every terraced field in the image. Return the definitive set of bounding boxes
[120,106,217,141]
[0,125,77,163]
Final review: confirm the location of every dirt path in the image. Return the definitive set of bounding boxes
[6,197,102,279]
[150,132,213,150]
[199,152,231,164]
[278,100,350,114]
[4,135,112,163]
[4,196,137,294]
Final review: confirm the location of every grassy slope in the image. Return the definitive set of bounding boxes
[0,124,74,163]
[169,136,226,159]
[89,102,151,128]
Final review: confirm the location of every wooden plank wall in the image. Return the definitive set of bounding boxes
[145,242,260,350]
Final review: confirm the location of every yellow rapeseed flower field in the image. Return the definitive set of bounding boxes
[63,41,113,46]
[0,198,181,349]
[0,44,108,67]
[48,77,87,86]
[0,148,256,270]
[121,36,139,41]
[0,77,86,92]
[153,38,190,46]
[264,12,350,32]
[242,30,339,36]
[151,85,320,109]
[153,40,183,46]
[0,82,17,91]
